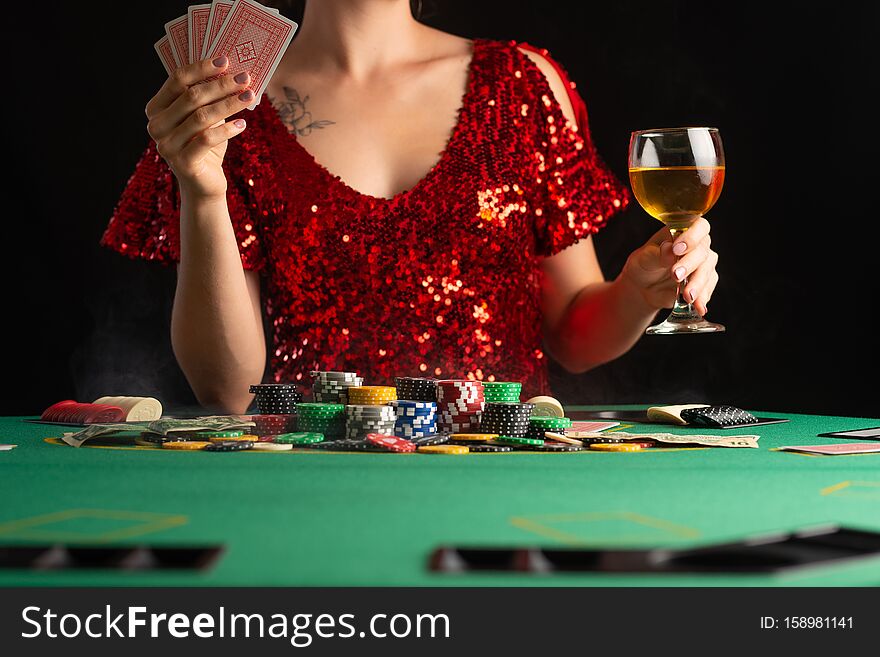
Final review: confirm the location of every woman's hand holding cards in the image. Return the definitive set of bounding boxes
[145,56,253,200]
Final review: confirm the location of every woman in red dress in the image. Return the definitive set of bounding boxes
[103,0,719,412]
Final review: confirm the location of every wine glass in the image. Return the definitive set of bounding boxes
[628,127,726,334]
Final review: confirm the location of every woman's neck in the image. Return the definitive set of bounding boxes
[291,0,425,78]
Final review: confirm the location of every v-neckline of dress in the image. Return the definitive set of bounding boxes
[262,39,482,205]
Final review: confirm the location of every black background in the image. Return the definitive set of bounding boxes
[6,1,878,416]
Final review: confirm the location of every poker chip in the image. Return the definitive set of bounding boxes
[493,435,544,447]
[366,433,417,453]
[249,383,303,414]
[249,442,294,451]
[411,433,450,447]
[590,443,642,452]
[347,386,398,405]
[345,404,396,440]
[466,443,513,453]
[525,395,565,418]
[93,396,163,422]
[526,416,572,440]
[204,440,254,452]
[417,444,469,455]
[208,434,258,443]
[41,400,126,425]
[310,371,364,404]
[535,441,584,452]
[192,430,245,439]
[297,402,346,439]
[479,402,534,437]
[274,432,325,445]
[481,381,522,403]
[162,441,212,451]
[394,377,438,402]
[543,431,583,446]
[391,400,437,439]
[240,414,298,436]
[449,433,499,442]
[436,380,484,434]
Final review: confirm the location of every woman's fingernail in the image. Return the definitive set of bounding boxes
[233,71,249,84]
[674,266,686,281]
[673,241,688,256]
[233,119,246,129]
[689,289,697,303]
[212,56,228,68]
[239,90,254,102]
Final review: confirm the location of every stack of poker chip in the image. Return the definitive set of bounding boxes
[479,402,534,437]
[394,377,438,402]
[481,381,522,403]
[249,383,303,415]
[345,404,396,440]
[390,400,438,440]
[310,371,364,404]
[249,414,298,437]
[296,403,346,440]
[346,386,398,406]
[526,415,572,441]
[436,380,484,433]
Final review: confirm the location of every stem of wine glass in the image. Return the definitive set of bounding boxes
[668,227,704,321]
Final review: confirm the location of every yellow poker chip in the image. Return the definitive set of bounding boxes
[590,443,642,452]
[162,441,212,451]
[544,431,583,446]
[450,433,499,442]
[418,444,469,455]
[208,434,258,443]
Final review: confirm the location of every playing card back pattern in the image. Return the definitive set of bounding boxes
[205,0,297,106]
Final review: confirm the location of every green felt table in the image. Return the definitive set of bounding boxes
[1,407,879,587]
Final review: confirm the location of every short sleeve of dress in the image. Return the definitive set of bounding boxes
[518,44,630,258]
[101,125,265,271]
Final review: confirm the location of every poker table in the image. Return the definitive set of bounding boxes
[1,406,879,587]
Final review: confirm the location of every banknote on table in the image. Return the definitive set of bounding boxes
[62,416,256,448]
[567,431,761,449]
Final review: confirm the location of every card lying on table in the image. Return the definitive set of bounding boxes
[155,0,297,110]
[778,443,880,456]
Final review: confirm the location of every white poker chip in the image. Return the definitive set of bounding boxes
[525,396,565,418]
[93,396,163,422]
[544,431,583,446]
[250,442,294,451]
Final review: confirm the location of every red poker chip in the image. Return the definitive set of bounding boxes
[41,400,78,422]
[365,433,417,453]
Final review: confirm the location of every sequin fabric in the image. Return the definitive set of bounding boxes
[102,40,629,397]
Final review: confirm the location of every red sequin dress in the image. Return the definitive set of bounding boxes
[102,40,629,398]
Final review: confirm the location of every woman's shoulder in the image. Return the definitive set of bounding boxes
[474,39,580,128]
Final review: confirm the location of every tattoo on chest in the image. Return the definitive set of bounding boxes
[272,86,336,137]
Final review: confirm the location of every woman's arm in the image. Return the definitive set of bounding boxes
[524,48,718,372]
[145,57,267,412]
[171,195,266,413]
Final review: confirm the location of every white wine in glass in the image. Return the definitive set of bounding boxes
[628,127,725,334]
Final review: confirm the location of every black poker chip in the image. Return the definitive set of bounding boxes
[411,433,450,447]
[465,443,513,453]
[394,377,438,402]
[578,436,628,444]
[204,440,254,452]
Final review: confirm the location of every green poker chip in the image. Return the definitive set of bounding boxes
[493,435,544,447]
[274,432,325,445]
[528,417,572,429]
[191,430,245,439]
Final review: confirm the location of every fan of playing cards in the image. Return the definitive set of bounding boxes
[155,0,298,110]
